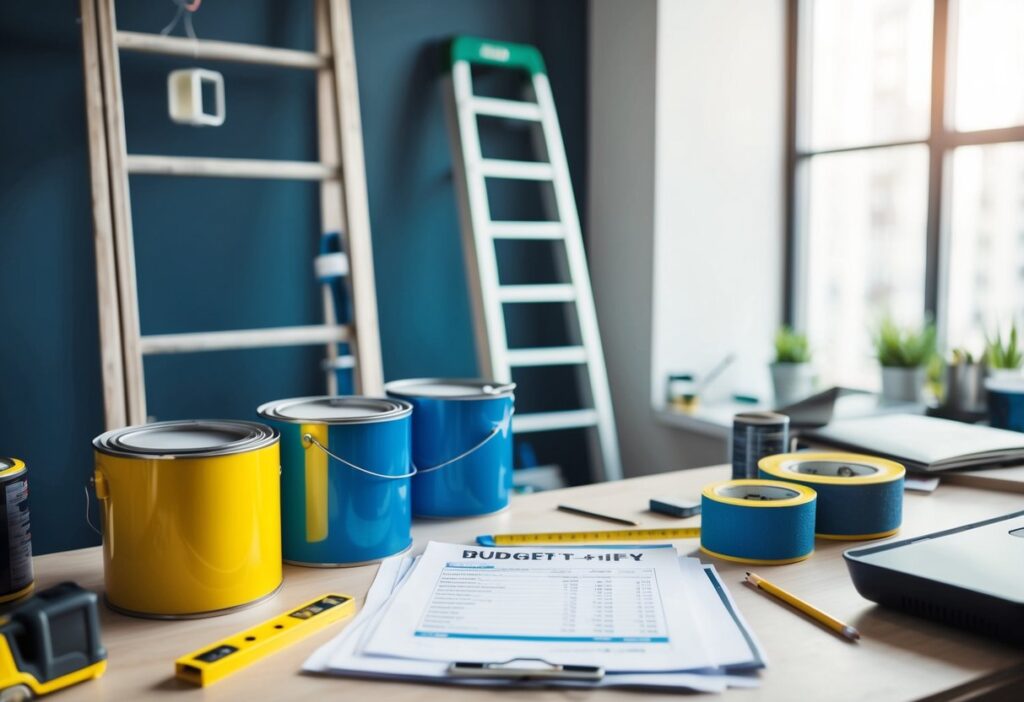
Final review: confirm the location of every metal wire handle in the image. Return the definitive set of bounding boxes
[84,483,102,536]
[302,434,418,480]
[414,409,514,475]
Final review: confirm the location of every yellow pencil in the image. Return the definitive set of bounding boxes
[745,572,860,642]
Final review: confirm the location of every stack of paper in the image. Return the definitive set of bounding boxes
[804,414,1024,472]
[304,542,765,693]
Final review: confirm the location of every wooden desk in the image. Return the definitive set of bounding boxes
[33,466,1024,701]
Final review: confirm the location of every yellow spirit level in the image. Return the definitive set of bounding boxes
[175,593,355,687]
[0,583,107,701]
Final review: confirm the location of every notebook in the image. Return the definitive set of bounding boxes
[802,414,1024,473]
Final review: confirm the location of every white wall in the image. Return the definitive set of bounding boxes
[588,0,787,476]
[651,0,787,405]
[588,0,723,476]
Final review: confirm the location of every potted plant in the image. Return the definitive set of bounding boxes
[874,317,936,403]
[985,322,1024,431]
[985,322,1022,380]
[771,327,814,406]
[942,347,986,414]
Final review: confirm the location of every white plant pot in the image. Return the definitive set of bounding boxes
[880,365,926,403]
[987,367,1024,383]
[770,362,815,407]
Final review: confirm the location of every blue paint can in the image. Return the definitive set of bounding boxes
[986,376,1024,432]
[384,379,515,518]
[257,396,414,566]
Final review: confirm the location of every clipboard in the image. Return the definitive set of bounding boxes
[448,658,604,681]
[304,547,767,693]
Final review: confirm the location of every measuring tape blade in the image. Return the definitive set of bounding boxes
[477,527,701,546]
[175,593,355,687]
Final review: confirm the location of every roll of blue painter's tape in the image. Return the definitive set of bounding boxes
[759,452,905,541]
[700,479,817,565]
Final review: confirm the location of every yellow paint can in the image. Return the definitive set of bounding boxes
[92,420,282,618]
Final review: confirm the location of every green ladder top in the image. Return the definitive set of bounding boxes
[449,36,546,75]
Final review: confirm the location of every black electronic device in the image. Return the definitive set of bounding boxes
[0,582,106,700]
[844,511,1024,646]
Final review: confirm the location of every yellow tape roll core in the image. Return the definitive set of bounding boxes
[758,452,905,485]
[701,478,816,507]
[698,545,814,566]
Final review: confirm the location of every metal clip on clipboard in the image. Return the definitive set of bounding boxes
[448,657,604,681]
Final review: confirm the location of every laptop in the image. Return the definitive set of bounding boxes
[844,511,1024,646]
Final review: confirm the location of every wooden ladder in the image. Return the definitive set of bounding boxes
[79,0,383,429]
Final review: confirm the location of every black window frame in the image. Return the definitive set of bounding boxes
[784,0,1024,335]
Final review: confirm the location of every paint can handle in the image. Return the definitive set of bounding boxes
[414,409,515,475]
[301,434,418,480]
[84,481,102,536]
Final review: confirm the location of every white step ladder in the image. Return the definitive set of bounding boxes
[443,36,622,482]
[79,0,383,429]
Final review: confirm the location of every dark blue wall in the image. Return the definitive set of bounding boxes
[0,0,587,555]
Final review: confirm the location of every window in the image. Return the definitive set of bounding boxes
[788,0,1024,388]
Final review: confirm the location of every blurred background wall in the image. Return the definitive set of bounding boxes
[0,0,587,553]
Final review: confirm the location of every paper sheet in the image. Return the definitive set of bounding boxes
[683,559,766,670]
[303,552,761,695]
[361,542,711,671]
[302,556,409,673]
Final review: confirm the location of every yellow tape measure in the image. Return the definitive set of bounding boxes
[477,527,701,546]
[175,593,355,687]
